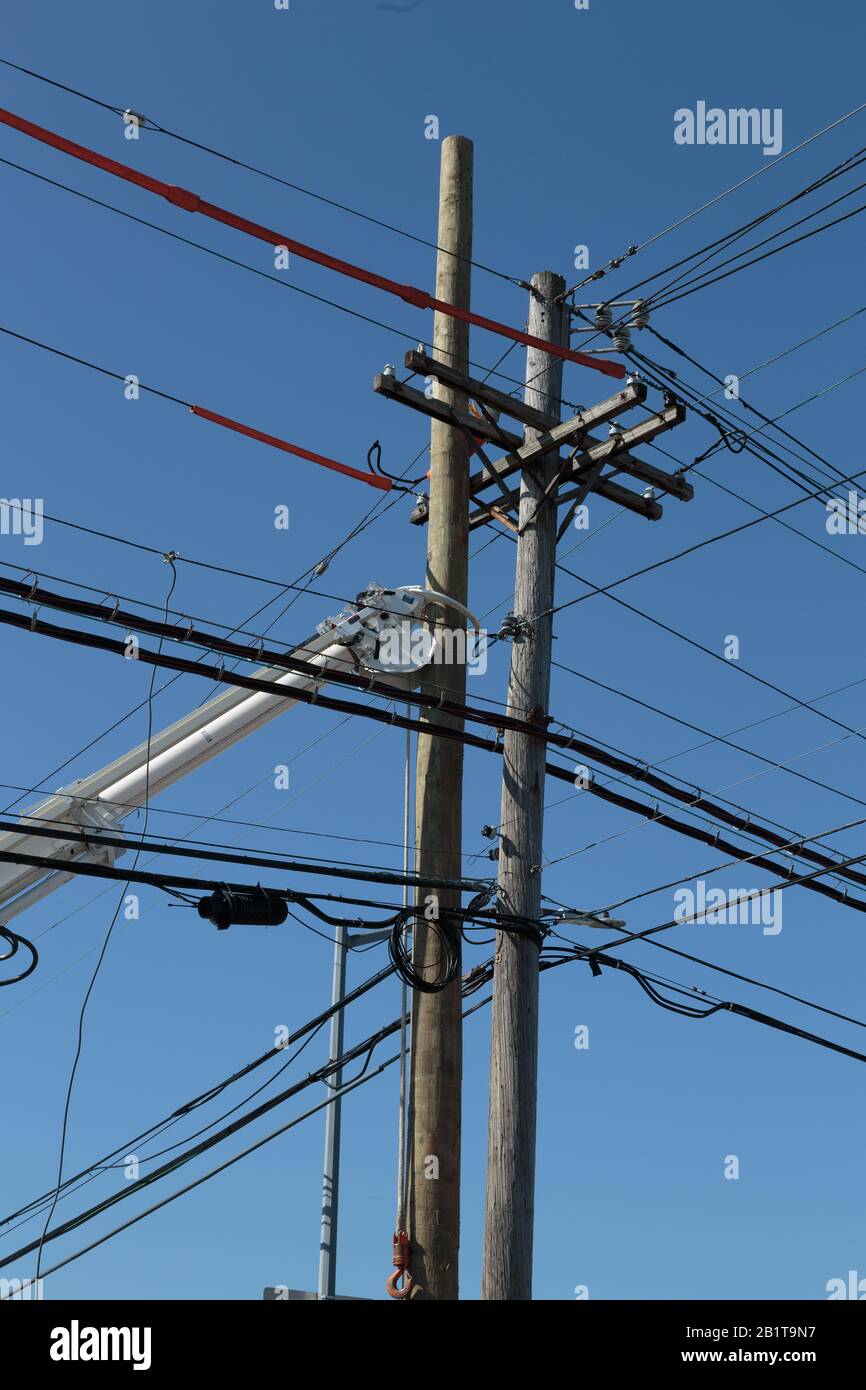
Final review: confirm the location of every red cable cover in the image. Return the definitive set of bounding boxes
[0,106,625,381]
[190,405,391,490]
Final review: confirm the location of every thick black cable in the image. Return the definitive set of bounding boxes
[5,934,866,1286]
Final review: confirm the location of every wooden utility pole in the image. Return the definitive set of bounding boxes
[407,134,473,1300]
[482,271,565,1300]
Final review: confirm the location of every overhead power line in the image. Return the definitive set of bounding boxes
[2,607,866,917]
[560,101,866,299]
[5,566,866,894]
[650,195,866,311]
[0,103,623,379]
[0,322,395,492]
[0,816,487,897]
[0,154,543,410]
[0,54,529,290]
[4,931,866,1288]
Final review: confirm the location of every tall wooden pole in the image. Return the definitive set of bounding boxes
[482,271,565,1300]
[407,134,473,1300]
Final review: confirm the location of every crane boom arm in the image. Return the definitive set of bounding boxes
[0,584,474,924]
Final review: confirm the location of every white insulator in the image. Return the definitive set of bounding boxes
[594,304,613,330]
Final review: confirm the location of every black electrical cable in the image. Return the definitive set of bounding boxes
[643,323,853,483]
[33,559,177,1282]
[3,637,866,918]
[559,122,866,302]
[5,933,866,1288]
[652,197,866,312]
[0,56,528,290]
[6,562,864,877]
[0,815,487,896]
[0,958,397,1237]
[0,927,38,985]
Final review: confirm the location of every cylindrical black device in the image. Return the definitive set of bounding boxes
[197,887,289,930]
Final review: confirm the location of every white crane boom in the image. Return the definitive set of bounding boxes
[0,584,478,925]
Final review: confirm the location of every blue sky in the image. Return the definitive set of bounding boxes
[1,0,865,1300]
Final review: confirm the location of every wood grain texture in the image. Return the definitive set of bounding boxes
[482,271,565,1301]
[408,135,473,1302]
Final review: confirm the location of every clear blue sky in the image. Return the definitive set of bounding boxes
[2,0,865,1300]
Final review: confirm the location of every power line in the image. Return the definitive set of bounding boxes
[5,930,866,1288]
[4,745,866,924]
[611,148,866,326]
[6,567,866,893]
[644,319,861,481]
[560,106,866,301]
[0,153,541,407]
[552,656,866,824]
[0,103,623,379]
[0,321,396,492]
[0,958,397,1239]
[33,558,176,1281]
[0,55,529,291]
[651,196,866,311]
[0,816,487,897]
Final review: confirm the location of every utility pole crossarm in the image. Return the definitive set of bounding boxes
[468,402,689,530]
[467,382,648,494]
[402,350,559,434]
[373,374,524,453]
